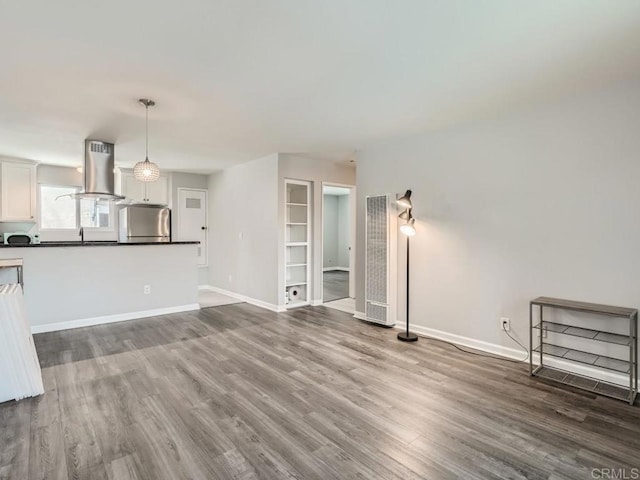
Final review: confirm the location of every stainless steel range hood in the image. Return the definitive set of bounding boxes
[73,140,125,201]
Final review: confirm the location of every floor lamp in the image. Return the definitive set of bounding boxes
[397,190,418,342]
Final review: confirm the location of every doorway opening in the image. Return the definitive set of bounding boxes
[322,183,355,314]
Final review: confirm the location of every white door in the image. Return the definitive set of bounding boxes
[177,188,208,266]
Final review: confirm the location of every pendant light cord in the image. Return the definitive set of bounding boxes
[145,104,149,161]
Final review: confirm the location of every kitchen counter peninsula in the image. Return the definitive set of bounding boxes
[0,242,200,333]
[0,241,199,248]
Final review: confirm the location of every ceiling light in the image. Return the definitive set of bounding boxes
[133,98,160,182]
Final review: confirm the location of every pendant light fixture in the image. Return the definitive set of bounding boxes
[133,98,160,182]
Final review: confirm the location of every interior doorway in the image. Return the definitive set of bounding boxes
[177,188,208,267]
[322,183,356,314]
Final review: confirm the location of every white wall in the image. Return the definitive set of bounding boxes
[337,195,350,268]
[323,194,350,269]
[0,244,198,330]
[278,155,355,306]
[356,81,640,369]
[323,195,339,268]
[208,154,280,306]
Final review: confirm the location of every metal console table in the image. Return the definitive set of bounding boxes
[530,297,637,405]
[0,258,24,289]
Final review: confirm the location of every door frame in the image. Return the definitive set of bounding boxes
[320,181,356,303]
[177,187,208,268]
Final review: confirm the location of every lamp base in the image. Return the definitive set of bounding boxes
[397,331,418,342]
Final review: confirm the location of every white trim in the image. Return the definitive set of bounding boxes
[30,304,201,334]
[321,181,356,304]
[311,299,323,306]
[322,267,350,272]
[354,310,367,321]
[401,324,524,359]
[393,324,628,387]
[200,285,286,313]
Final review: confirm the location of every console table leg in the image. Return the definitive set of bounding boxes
[539,305,544,369]
[529,302,533,376]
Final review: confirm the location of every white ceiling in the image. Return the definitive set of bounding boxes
[1,1,639,173]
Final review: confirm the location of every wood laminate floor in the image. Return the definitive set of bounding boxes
[1,303,639,480]
[323,270,349,302]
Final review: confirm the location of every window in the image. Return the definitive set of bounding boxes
[39,185,113,231]
[39,185,79,229]
[80,198,111,228]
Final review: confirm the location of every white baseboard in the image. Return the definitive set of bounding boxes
[401,324,627,387]
[200,285,286,313]
[354,310,366,320]
[311,299,323,306]
[322,267,350,272]
[31,303,201,334]
[403,324,525,360]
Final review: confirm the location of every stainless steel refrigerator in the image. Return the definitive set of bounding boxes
[118,204,171,243]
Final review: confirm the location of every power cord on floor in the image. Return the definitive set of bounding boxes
[419,323,529,364]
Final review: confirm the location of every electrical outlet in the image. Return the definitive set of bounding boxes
[144,285,151,295]
[500,317,510,332]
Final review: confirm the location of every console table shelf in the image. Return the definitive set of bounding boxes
[529,297,638,405]
[533,321,630,346]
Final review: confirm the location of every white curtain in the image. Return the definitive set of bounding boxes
[0,284,44,403]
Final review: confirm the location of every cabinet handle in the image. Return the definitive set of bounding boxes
[201,226,207,230]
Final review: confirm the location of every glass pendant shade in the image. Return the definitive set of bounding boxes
[135,98,160,182]
[133,158,160,182]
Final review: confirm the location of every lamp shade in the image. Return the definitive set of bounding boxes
[398,208,413,221]
[397,189,412,209]
[400,218,416,236]
[133,158,160,182]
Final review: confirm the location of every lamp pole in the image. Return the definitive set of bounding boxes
[398,217,418,342]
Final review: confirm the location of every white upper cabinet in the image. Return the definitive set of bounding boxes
[121,172,145,202]
[0,161,36,222]
[121,171,170,206]
[145,174,169,205]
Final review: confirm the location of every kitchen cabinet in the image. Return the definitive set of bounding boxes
[0,160,36,222]
[121,172,170,206]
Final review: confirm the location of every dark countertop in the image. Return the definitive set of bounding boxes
[0,241,200,248]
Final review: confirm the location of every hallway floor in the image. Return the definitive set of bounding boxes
[322,270,349,302]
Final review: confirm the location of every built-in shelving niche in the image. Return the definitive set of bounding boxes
[284,180,311,308]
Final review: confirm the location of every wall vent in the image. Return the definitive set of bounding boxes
[365,194,396,326]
